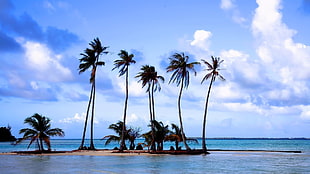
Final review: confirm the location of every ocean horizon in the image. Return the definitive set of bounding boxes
[1,139,310,173]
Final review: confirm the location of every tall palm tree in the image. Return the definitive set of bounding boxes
[16,113,64,151]
[201,56,225,152]
[166,52,200,151]
[78,38,108,150]
[135,65,164,151]
[112,50,136,151]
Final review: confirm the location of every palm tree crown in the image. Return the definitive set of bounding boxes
[17,113,64,151]
[167,52,200,88]
[79,37,108,83]
[136,65,164,92]
[112,50,136,76]
[201,56,225,84]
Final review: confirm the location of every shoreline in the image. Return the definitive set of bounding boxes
[0,149,302,156]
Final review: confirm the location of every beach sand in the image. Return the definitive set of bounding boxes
[0,149,302,156]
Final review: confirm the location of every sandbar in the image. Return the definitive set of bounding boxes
[0,149,302,156]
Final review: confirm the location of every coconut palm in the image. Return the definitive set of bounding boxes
[153,120,170,151]
[102,121,141,150]
[128,127,141,150]
[166,52,200,151]
[78,38,108,150]
[16,113,64,151]
[102,121,126,148]
[165,123,182,150]
[143,120,169,151]
[112,50,136,151]
[201,56,225,152]
[135,65,164,151]
[165,123,198,151]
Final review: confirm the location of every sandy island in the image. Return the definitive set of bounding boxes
[0,149,302,156]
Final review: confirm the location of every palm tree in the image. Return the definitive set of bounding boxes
[165,123,198,150]
[165,123,182,150]
[166,52,200,151]
[78,38,108,150]
[135,65,164,151]
[112,50,136,151]
[102,121,141,150]
[102,121,127,149]
[143,120,169,151]
[153,120,170,151]
[16,113,64,151]
[128,127,141,150]
[201,56,225,153]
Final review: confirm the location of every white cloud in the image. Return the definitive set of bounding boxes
[59,113,99,124]
[127,113,138,124]
[116,78,144,97]
[220,0,246,24]
[59,113,85,123]
[222,102,264,114]
[252,0,310,105]
[220,49,267,88]
[220,0,234,10]
[212,82,245,101]
[190,30,212,51]
[22,41,73,82]
[300,105,310,120]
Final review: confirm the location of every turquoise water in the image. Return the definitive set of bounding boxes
[1,139,310,173]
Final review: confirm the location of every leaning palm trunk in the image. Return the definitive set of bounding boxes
[79,83,94,150]
[148,84,156,151]
[151,81,156,121]
[39,138,44,151]
[178,79,190,151]
[202,74,215,152]
[120,69,129,151]
[89,78,96,150]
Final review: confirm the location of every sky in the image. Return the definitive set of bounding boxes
[1,0,310,139]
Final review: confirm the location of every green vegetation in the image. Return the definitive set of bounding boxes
[16,113,64,151]
[0,126,16,142]
[102,121,141,150]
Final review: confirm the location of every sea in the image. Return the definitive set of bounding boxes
[1,138,310,174]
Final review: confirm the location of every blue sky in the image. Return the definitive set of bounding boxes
[1,0,310,139]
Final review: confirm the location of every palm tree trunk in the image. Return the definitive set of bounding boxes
[39,138,44,151]
[36,139,41,151]
[178,79,190,151]
[79,83,94,150]
[148,84,156,151]
[202,74,215,153]
[151,81,156,121]
[89,78,96,150]
[120,68,129,151]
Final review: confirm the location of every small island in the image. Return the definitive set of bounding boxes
[0,126,16,142]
